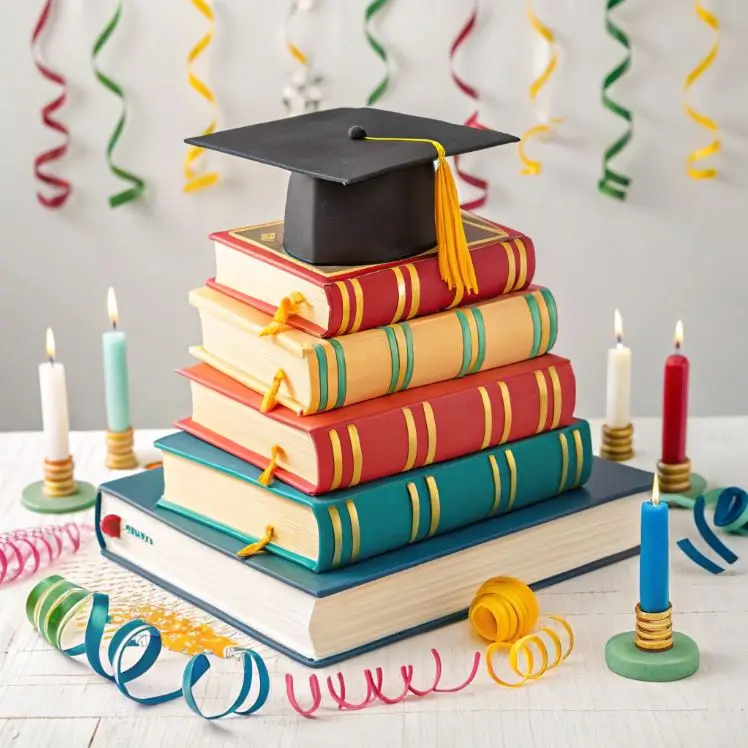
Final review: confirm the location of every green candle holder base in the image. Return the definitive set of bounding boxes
[21,481,97,515]
[605,631,700,682]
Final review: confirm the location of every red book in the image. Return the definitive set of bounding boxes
[176,354,576,495]
[208,211,535,338]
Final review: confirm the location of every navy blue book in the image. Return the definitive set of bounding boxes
[96,458,652,668]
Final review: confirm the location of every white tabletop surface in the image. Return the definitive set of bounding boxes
[1,418,747,748]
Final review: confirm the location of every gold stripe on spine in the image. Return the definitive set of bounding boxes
[573,429,584,486]
[390,267,407,324]
[548,365,562,429]
[402,407,418,471]
[505,450,517,511]
[334,281,351,335]
[407,482,421,542]
[465,308,480,372]
[498,381,512,443]
[448,285,465,309]
[404,264,421,319]
[328,429,344,491]
[347,424,363,486]
[422,402,437,465]
[349,279,364,333]
[426,476,441,537]
[346,500,361,562]
[393,325,409,391]
[323,342,339,411]
[536,290,551,353]
[502,242,517,294]
[513,238,528,291]
[534,370,549,433]
[328,506,343,567]
[558,433,569,492]
[488,454,502,514]
[479,386,493,449]
[307,347,321,414]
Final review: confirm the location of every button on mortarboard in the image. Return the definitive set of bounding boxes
[186,108,519,287]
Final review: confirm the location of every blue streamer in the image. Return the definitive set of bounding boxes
[676,538,726,575]
[713,487,748,535]
[692,495,738,566]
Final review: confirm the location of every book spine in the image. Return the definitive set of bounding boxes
[311,357,576,493]
[311,420,593,571]
[305,287,557,414]
[325,235,536,337]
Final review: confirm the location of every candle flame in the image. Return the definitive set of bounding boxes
[45,327,55,361]
[674,320,683,350]
[652,475,660,505]
[614,309,623,344]
[107,287,118,327]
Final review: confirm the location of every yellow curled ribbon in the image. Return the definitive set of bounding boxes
[685,3,720,180]
[518,2,562,176]
[184,0,219,192]
[282,1,323,114]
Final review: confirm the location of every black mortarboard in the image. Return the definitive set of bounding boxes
[186,107,519,295]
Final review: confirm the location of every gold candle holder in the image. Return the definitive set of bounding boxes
[599,423,634,462]
[42,456,76,497]
[656,458,691,495]
[22,456,97,514]
[634,603,673,652]
[106,426,139,470]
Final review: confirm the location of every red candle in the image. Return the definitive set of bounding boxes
[661,321,689,464]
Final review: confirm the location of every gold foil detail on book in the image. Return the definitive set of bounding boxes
[488,454,502,514]
[393,325,409,391]
[260,232,276,242]
[558,433,569,492]
[323,342,339,411]
[349,279,364,333]
[498,381,512,443]
[347,423,363,486]
[328,506,343,566]
[390,266,407,324]
[465,309,480,373]
[405,263,421,319]
[346,500,361,562]
[422,402,437,465]
[573,429,584,486]
[514,238,528,291]
[328,429,343,491]
[335,280,351,335]
[536,290,551,353]
[548,365,562,429]
[535,370,549,433]
[502,242,516,294]
[447,285,465,309]
[479,386,493,449]
[407,482,420,542]
[426,476,441,537]
[402,407,418,472]
[505,451,517,511]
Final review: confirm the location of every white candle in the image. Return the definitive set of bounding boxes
[605,309,632,428]
[39,328,71,461]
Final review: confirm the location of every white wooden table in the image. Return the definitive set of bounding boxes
[1,418,747,747]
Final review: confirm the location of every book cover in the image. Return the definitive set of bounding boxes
[189,284,558,415]
[177,354,577,494]
[209,212,536,338]
[154,420,594,572]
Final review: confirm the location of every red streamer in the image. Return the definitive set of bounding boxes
[31,0,72,209]
[285,648,481,719]
[450,3,489,212]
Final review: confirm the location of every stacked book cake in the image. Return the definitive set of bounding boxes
[96,108,652,666]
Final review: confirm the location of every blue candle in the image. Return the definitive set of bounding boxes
[639,477,669,613]
[102,288,132,432]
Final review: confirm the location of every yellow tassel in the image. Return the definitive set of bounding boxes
[261,369,286,413]
[260,292,306,336]
[258,445,284,486]
[362,137,478,296]
[236,525,274,558]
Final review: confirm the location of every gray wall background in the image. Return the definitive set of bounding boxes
[2,0,747,431]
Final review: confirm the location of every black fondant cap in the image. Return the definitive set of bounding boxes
[186,107,519,267]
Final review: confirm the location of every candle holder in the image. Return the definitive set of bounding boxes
[105,427,139,470]
[21,456,97,514]
[656,459,707,499]
[605,603,699,682]
[599,423,634,462]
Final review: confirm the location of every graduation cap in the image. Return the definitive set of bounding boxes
[186,108,518,295]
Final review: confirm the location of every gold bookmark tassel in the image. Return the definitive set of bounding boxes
[237,525,274,558]
[258,445,284,486]
[261,369,286,413]
[260,292,306,336]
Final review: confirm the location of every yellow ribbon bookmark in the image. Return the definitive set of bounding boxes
[258,446,284,486]
[237,526,275,558]
[685,2,720,180]
[261,370,287,413]
[184,0,219,193]
[260,292,306,336]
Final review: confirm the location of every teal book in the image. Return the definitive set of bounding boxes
[154,419,593,573]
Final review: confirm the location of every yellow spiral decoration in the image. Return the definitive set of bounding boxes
[518,2,561,176]
[184,0,219,193]
[685,2,720,180]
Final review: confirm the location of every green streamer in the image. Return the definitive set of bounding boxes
[364,0,392,106]
[92,1,145,208]
[598,0,632,201]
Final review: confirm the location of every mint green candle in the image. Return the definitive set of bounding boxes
[103,288,131,432]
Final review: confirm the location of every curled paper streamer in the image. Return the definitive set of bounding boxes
[285,648,481,718]
[27,575,269,719]
[469,576,574,687]
[282,1,323,115]
[184,0,219,192]
[364,0,393,106]
[0,523,92,585]
[518,2,561,176]
[684,3,720,180]
[31,0,72,209]
[92,0,146,207]
[449,2,489,211]
[598,0,633,201]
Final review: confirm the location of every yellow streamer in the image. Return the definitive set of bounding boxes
[518,2,562,175]
[685,3,720,180]
[283,1,323,114]
[469,576,574,687]
[184,0,219,192]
